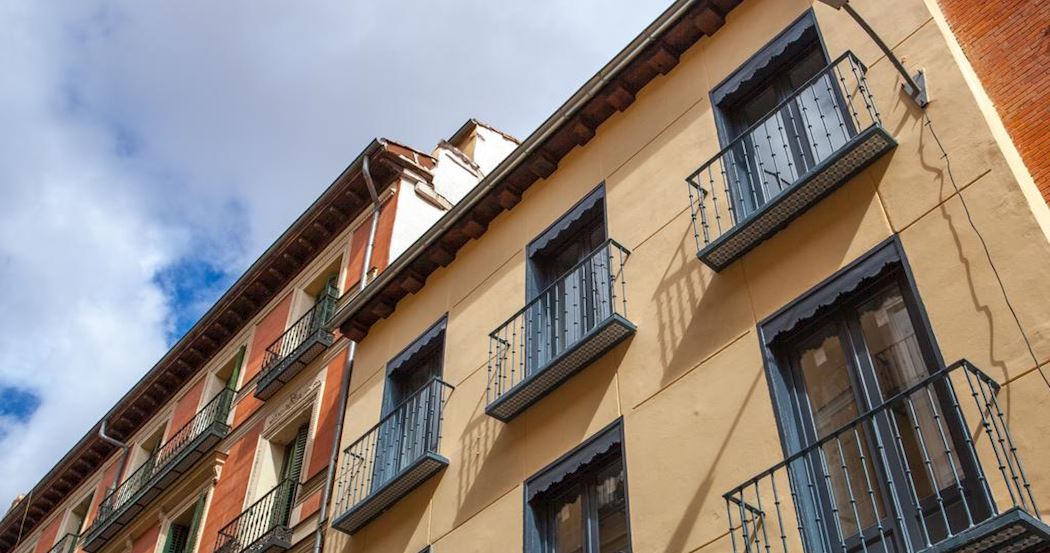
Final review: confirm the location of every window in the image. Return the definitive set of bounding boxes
[128,426,165,481]
[214,346,246,394]
[162,494,207,553]
[300,260,342,329]
[526,422,631,553]
[712,12,848,219]
[374,317,447,489]
[761,241,991,553]
[64,492,93,536]
[525,186,610,370]
[267,422,308,528]
[256,417,309,513]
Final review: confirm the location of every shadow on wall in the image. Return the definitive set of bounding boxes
[917,118,1017,422]
[452,343,628,528]
[665,367,765,553]
[649,195,870,393]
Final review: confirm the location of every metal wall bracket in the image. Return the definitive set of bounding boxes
[903,69,929,107]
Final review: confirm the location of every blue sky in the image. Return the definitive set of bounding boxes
[0,0,669,505]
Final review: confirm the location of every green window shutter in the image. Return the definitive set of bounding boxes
[183,493,207,553]
[162,524,189,553]
[227,346,246,391]
[283,424,309,484]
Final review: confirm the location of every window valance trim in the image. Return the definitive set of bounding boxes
[711,11,819,107]
[760,241,902,347]
[386,316,448,375]
[527,186,606,258]
[525,419,623,502]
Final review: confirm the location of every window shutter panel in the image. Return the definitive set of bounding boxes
[287,424,309,484]
[162,524,189,553]
[183,493,207,553]
[227,346,246,390]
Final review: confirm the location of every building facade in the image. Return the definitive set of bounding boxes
[0,126,516,553]
[322,0,1050,553]
[3,2,1050,553]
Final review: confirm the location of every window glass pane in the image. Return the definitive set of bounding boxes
[796,324,884,532]
[550,487,584,553]
[595,461,630,553]
[858,285,956,500]
[797,325,856,438]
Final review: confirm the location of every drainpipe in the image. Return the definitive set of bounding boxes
[98,420,129,492]
[312,154,383,553]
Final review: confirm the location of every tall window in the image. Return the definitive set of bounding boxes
[374,317,447,490]
[64,492,93,536]
[762,243,991,553]
[713,12,848,218]
[526,422,630,553]
[162,494,207,553]
[525,186,609,371]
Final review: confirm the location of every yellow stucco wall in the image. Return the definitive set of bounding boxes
[326,1,1050,552]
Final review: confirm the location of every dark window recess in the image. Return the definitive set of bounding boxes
[487,186,633,422]
[526,422,631,553]
[384,318,446,411]
[374,317,447,490]
[687,11,895,271]
[163,524,190,553]
[525,186,608,373]
[747,243,997,553]
[715,16,842,219]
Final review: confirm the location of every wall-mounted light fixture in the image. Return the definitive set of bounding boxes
[817,0,929,107]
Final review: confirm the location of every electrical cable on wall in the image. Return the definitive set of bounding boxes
[14,491,31,546]
[921,112,1050,392]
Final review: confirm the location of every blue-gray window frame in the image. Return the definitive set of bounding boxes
[754,237,993,553]
[525,183,609,300]
[523,419,632,553]
[709,9,831,145]
[381,315,448,414]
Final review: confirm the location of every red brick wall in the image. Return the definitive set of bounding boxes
[30,516,62,553]
[297,489,322,521]
[129,524,159,553]
[304,347,349,482]
[343,186,399,291]
[937,0,1050,201]
[197,421,263,553]
[85,457,123,525]
[167,378,205,439]
[233,293,294,427]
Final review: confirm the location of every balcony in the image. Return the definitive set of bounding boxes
[724,360,1048,553]
[215,479,297,553]
[331,378,453,534]
[47,534,78,553]
[255,291,338,400]
[485,240,634,422]
[686,52,896,271]
[81,388,234,552]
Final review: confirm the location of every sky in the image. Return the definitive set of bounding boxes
[0,0,670,509]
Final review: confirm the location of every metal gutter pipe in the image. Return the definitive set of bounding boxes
[312,154,383,553]
[326,0,701,331]
[97,420,129,492]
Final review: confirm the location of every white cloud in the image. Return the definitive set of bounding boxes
[0,0,668,506]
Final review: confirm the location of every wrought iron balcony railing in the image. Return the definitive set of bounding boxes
[686,51,896,271]
[82,388,234,552]
[331,378,453,535]
[255,291,338,399]
[47,534,78,553]
[215,479,297,553]
[724,360,1048,553]
[486,239,634,422]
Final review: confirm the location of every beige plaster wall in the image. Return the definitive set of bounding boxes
[328,0,1050,552]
